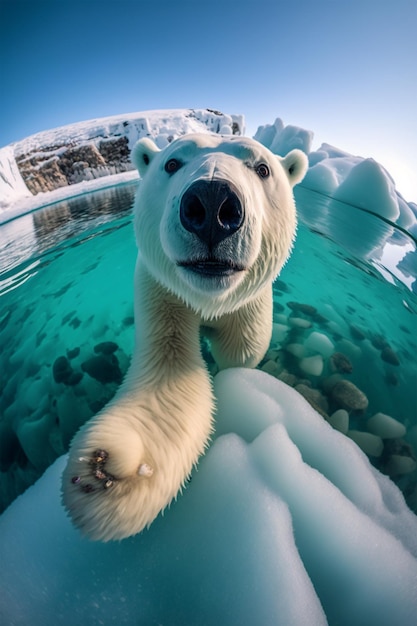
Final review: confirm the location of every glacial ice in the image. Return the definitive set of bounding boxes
[1,369,416,626]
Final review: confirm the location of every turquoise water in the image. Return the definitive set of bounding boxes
[0,182,416,513]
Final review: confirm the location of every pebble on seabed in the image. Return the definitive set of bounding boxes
[366,413,406,439]
[327,409,349,435]
[385,455,417,476]
[347,430,384,458]
[330,380,369,412]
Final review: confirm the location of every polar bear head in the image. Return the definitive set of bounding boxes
[131,133,308,319]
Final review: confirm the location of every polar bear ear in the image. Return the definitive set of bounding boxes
[131,138,160,177]
[280,149,309,187]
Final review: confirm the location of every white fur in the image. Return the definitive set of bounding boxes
[62,133,308,541]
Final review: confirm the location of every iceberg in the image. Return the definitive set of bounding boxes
[1,369,416,625]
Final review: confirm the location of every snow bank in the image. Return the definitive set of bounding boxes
[1,369,416,626]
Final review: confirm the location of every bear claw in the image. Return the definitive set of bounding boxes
[138,463,154,477]
[71,448,116,492]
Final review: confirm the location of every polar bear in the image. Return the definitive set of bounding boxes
[62,133,308,541]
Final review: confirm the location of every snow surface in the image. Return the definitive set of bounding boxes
[1,369,416,626]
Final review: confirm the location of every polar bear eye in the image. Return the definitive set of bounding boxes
[256,163,270,179]
[165,158,182,174]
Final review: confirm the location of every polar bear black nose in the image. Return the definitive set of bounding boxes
[180,179,244,247]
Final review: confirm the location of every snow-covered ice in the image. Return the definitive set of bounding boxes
[1,369,416,626]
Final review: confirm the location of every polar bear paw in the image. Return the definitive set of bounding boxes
[61,416,189,542]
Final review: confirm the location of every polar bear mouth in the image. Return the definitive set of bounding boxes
[177,259,246,277]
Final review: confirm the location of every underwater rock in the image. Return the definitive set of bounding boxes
[366,413,406,439]
[287,302,317,316]
[330,352,353,374]
[381,346,400,366]
[349,325,366,341]
[81,354,122,384]
[285,343,305,358]
[277,370,298,387]
[67,347,80,360]
[295,384,329,416]
[370,334,389,350]
[382,438,416,460]
[264,348,284,364]
[288,317,312,329]
[69,317,81,329]
[385,455,417,476]
[299,355,324,377]
[312,312,329,325]
[327,409,349,434]
[321,373,342,394]
[261,360,282,377]
[52,356,73,384]
[348,430,384,457]
[94,341,119,355]
[66,372,84,386]
[271,323,289,344]
[274,279,289,292]
[52,356,82,386]
[330,380,369,412]
[304,332,334,358]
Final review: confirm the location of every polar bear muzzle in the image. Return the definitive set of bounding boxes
[179,179,244,248]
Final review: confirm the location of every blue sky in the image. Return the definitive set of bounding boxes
[1,0,416,200]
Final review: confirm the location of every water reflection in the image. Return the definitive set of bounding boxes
[0,183,137,294]
[295,186,417,292]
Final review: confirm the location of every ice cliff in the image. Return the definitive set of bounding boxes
[0,108,243,210]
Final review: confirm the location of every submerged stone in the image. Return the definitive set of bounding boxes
[287,302,317,316]
[331,380,368,412]
[304,332,334,358]
[348,430,384,457]
[299,355,323,377]
[349,325,366,341]
[67,347,80,360]
[371,334,389,350]
[381,346,400,366]
[367,413,406,439]
[385,455,417,476]
[274,279,289,292]
[52,356,73,384]
[327,409,349,434]
[330,352,353,374]
[289,317,312,329]
[66,371,84,386]
[81,354,122,384]
[94,341,119,355]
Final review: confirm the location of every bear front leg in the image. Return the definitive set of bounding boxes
[62,264,214,541]
[204,287,273,370]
